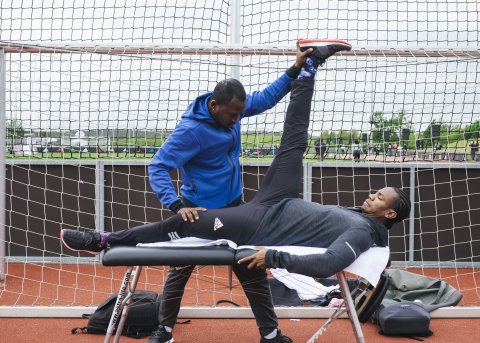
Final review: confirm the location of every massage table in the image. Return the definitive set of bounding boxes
[101,245,390,343]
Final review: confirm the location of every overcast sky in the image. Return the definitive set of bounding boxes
[1,0,479,135]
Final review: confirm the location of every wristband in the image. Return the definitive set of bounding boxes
[169,199,185,214]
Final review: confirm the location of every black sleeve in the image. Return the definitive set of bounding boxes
[286,65,301,78]
[169,199,185,214]
[265,228,374,278]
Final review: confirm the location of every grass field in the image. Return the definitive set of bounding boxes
[5,137,477,163]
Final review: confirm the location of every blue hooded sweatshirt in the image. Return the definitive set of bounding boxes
[148,71,295,210]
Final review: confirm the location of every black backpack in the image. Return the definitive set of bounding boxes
[72,290,161,338]
[376,302,433,340]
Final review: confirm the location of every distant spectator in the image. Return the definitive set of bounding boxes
[392,142,398,157]
[313,139,326,160]
[314,138,321,158]
[387,143,392,157]
[352,140,361,162]
[433,142,443,160]
[470,141,479,161]
[320,140,327,160]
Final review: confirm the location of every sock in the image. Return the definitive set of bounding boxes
[99,232,109,248]
[164,326,172,333]
[298,55,322,79]
[263,329,278,340]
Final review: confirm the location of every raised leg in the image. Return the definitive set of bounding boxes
[251,78,315,206]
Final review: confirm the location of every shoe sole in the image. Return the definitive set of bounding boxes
[298,39,352,50]
[60,229,100,255]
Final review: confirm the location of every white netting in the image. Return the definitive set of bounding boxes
[0,0,479,313]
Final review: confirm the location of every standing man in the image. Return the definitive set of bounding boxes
[320,139,327,160]
[352,139,361,162]
[476,141,480,161]
[470,140,479,161]
[146,41,330,343]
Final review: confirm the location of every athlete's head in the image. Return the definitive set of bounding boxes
[209,79,246,129]
[361,187,411,228]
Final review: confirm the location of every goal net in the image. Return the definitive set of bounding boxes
[1,0,479,317]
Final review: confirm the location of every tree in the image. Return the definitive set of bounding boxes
[369,110,409,144]
[446,124,464,144]
[369,111,384,142]
[6,119,25,139]
[464,120,480,140]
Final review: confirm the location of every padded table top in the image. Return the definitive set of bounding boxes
[102,245,255,267]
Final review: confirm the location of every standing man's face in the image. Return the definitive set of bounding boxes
[209,97,246,129]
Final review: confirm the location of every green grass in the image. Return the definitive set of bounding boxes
[6,136,475,161]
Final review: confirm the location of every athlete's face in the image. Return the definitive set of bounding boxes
[210,97,246,129]
[361,187,398,223]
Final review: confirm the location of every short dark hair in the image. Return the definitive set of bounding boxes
[387,187,411,228]
[212,79,246,105]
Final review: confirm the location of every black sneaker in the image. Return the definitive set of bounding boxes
[60,229,105,254]
[148,326,174,343]
[260,330,293,343]
[298,38,352,65]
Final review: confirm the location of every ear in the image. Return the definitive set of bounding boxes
[384,209,398,220]
[209,99,217,112]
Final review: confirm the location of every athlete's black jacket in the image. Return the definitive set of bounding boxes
[246,198,388,278]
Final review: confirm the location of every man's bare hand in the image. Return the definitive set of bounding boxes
[238,247,268,270]
[294,40,313,70]
[177,207,207,222]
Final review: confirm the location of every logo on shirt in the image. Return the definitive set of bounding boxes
[213,217,224,231]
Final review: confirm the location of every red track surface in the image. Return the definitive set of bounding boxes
[0,318,479,343]
[1,263,479,342]
[1,264,479,306]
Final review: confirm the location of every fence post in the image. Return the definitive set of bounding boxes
[230,0,241,79]
[409,166,416,263]
[303,162,312,202]
[0,49,6,280]
[96,161,105,262]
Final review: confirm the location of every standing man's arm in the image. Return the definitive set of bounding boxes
[242,43,312,118]
[148,127,204,220]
